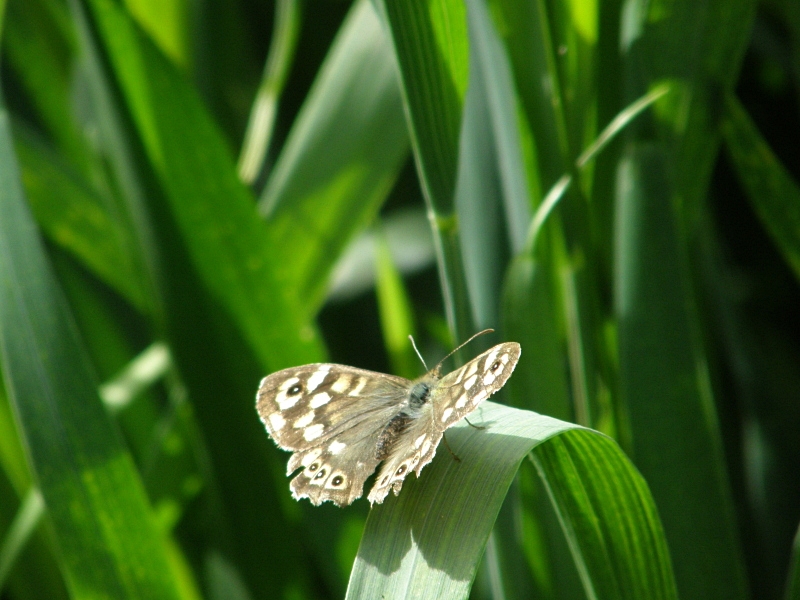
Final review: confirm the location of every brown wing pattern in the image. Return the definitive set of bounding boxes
[256,364,410,506]
[366,342,520,504]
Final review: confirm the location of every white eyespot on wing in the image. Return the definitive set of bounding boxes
[303,424,325,441]
[348,377,367,397]
[328,440,347,455]
[293,410,315,428]
[331,375,351,394]
[414,434,427,449]
[441,407,453,422]
[455,393,468,409]
[306,367,330,393]
[464,374,478,390]
[268,413,286,431]
[275,377,302,409]
[309,392,332,408]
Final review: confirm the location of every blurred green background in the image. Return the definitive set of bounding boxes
[0,0,798,599]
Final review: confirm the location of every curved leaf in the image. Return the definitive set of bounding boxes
[347,402,677,600]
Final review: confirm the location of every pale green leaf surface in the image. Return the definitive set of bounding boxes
[260,0,409,318]
[347,402,677,600]
[0,104,184,599]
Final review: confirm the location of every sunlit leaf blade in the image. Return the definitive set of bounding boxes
[377,0,468,213]
[260,0,409,318]
[347,402,677,600]
[532,432,678,600]
[0,104,184,599]
[721,94,800,281]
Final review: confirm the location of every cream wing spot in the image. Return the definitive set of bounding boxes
[349,377,367,397]
[483,371,497,385]
[464,360,479,379]
[306,367,330,393]
[414,433,427,449]
[309,392,332,408]
[464,374,478,390]
[293,410,315,428]
[331,375,351,394]
[483,348,500,371]
[301,449,322,467]
[420,438,432,457]
[303,424,324,441]
[268,413,286,431]
[441,407,453,422]
[328,440,347,455]
[455,393,468,409]
[472,389,488,405]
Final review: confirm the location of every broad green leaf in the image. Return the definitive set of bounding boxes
[85,0,323,370]
[377,0,474,339]
[614,143,748,600]
[721,94,800,281]
[260,0,409,319]
[15,127,149,311]
[346,402,677,600]
[0,102,185,599]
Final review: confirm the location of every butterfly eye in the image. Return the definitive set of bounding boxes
[331,475,344,486]
[287,383,303,396]
[395,465,406,476]
[490,360,502,372]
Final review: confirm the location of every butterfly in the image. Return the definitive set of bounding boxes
[256,331,520,507]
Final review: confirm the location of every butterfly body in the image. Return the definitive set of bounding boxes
[256,341,520,506]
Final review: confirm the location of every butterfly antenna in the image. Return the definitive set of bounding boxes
[408,335,429,371]
[433,329,494,373]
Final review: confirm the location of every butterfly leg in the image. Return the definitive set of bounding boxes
[464,417,486,430]
[441,432,461,462]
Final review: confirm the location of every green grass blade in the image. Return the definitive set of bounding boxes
[14,126,149,311]
[787,524,800,600]
[0,488,44,590]
[0,102,185,599]
[85,0,323,369]
[260,0,409,319]
[615,143,748,600]
[238,0,300,184]
[346,402,677,600]
[721,94,800,281]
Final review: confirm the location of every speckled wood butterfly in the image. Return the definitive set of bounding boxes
[256,332,520,506]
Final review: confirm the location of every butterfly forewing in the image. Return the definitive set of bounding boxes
[257,364,409,450]
[256,340,521,507]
